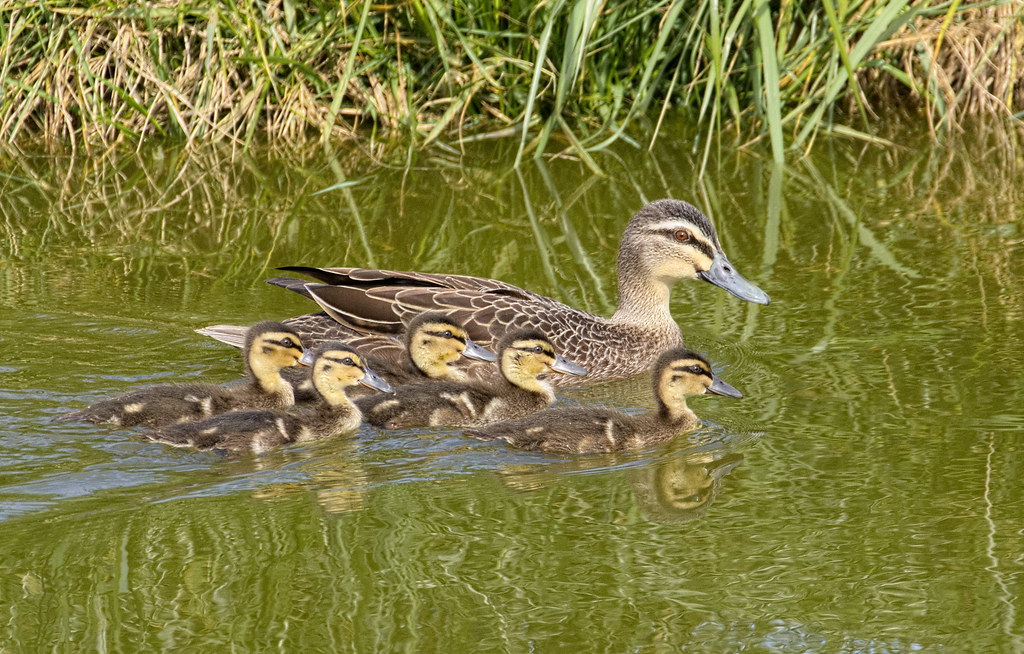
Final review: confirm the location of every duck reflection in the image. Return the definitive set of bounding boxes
[495,436,745,522]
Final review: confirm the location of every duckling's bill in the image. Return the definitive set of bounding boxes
[698,253,770,305]
[552,354,587,376]
[708,376,743,398]
[360,366,394,393]
[463,338,497,362]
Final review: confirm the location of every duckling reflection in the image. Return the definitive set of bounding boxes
[629,450,743,523]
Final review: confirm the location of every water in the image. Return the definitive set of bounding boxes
[1,127,1022,652]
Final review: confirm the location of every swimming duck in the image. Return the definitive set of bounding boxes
[464,347,742,454]
[198,199,769,385]
[146,342,394,453]
[356,328,587,429]
[58,322,305,428]
[284,312,496,401]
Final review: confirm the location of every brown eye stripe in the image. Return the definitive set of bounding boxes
[324,354,362,368]
[268,337,302,350]
[426,329,465,343]
[672,364,711,378]
[672,232,715,259]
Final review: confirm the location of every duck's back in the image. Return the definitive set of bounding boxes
[356,379,548,429]
[468,408,681,454]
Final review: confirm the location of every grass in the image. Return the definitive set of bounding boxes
[0,1,1021,161]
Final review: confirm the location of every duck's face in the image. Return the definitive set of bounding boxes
[501,336,588,379]
[626,199,770,304]
[312,346,395,396]
[657,354,743,410]
[251,330,305,370]
[409,319,496,367]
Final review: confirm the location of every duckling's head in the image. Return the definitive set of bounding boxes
[497,329,587,392]
[245,321,305,392]
[405,312,497,378]
[619,199,769,305]
[653,348,743,422]
[305,342,395,405]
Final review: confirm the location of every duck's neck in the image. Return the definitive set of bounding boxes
[249,358,294,402]
[500,359,555,402]
[657,397,696,427]
[611,255,677,327]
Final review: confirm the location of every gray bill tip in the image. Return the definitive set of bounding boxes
[360,366,395,393]
[708,376,743,399]
[463,338,498,362]
[551,354,588,376]
[698,254,771,305]
[298,350,315,366]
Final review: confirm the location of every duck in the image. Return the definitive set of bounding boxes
[356,328,587,429]
[197,199,769,385]
[58,321,305,428]
[284,312,496,401]
[464,347,742,454]
[146,342,394,453]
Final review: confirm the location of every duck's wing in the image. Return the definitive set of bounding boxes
[271,266,584,346]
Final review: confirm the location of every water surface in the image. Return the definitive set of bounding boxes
[1,128,1022,651]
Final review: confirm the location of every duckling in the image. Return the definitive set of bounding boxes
[58,321,304,428]
[464,347,742,454]
[146,342,394,453]
[198,199,770,385]
[284,312,495,401]
[356,328,587,429]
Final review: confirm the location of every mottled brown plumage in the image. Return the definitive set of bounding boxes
[356,329,587,429]
[146,342,393,453]
[197,200,769,385]
[58,322,304,428]
[465,348,743,454]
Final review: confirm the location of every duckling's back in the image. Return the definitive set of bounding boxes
[467,408,675,454]
[356,379,547,429]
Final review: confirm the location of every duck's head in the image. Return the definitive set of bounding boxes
[620,199,770,305]
[405,312,497,377]
[301,342,394,404]
[497,329,587,391]
[653,347,742,422]
[245,321,305,391]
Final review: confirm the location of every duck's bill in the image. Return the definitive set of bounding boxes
[463,338,498,362]
[359,367,394,393]
[298,350,316,366]
[551,354,588,376]
[708,377,743,399]
[698,254,770,305]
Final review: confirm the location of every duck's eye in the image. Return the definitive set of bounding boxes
[443,330,453,338]
[673,229,692,243]
[533,346,544,354]
[281,338,294,348]
[689,365,704,374]
[342,357,355,366]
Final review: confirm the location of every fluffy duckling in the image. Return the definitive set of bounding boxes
[356,328,587,429]
[146,342,394,453]
[58,321,304,428]
[285,312,495,400]
[465,348,742,454]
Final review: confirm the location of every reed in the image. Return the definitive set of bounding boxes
[0,1,1020,159]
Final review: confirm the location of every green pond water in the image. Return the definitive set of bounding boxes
[1,128,1022,652]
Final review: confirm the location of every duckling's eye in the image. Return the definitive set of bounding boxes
[443,330,453,338]
[342,357,355,366]
[281,338,294,348]
[689,365,704,374]
[533,346,544,354]
[673,229,692,243]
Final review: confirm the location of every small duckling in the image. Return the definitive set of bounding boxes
[58,321,304,428]
[465,348,742,454]
[146,342,394,453]
[356,328,587,429]
[285,312,496,400]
